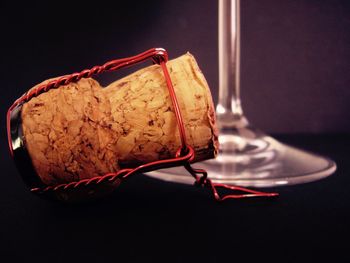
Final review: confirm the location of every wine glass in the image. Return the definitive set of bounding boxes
[146,0,336,187]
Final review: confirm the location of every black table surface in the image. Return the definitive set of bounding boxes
[0,134,349,262]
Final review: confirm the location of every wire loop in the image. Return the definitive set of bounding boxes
[7,48,278,201]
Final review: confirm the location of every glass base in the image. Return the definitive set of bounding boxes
[146,124,337,188]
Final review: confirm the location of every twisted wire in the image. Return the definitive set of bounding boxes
[8,47,278,201]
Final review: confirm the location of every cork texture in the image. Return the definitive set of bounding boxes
[21,53,218,186]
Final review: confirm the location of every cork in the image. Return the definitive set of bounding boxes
[21,53,218,187]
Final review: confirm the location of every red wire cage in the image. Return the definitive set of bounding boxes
[7,48,278,201]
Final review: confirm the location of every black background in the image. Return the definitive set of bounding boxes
[1,135,349,262]
[1,0,350,133]
[1,0,350,262]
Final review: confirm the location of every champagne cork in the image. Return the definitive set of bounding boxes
[20,53,218,187]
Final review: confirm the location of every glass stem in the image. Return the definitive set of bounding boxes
[216,0,244,128]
